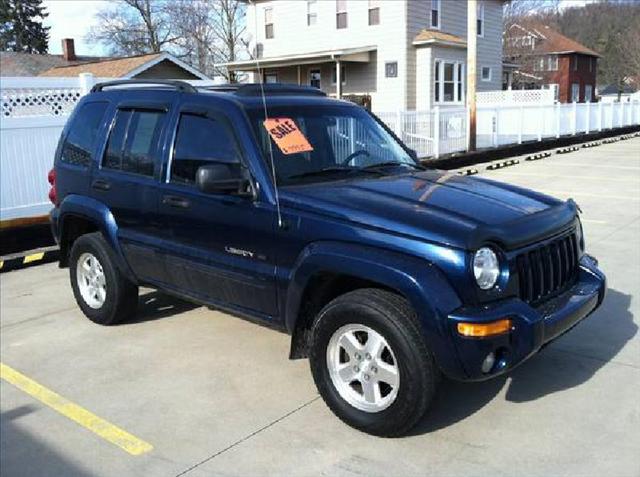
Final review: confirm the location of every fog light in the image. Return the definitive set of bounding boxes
[482,352,496,374]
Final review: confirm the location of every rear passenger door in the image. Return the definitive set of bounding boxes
[156,106,278,318]
[91,100,170,283]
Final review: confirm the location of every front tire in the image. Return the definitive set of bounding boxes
[309,289,439,436]
[69,232,138,325]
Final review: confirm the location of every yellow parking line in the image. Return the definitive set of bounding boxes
[0,363,153,456]
[23,252,44,264]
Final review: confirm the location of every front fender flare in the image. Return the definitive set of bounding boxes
[285,241,464,376]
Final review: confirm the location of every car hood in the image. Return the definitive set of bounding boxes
[280,170,577,250]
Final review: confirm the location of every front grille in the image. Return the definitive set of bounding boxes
[516,233,579,304]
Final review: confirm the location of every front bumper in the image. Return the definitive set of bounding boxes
[447,254,606,381]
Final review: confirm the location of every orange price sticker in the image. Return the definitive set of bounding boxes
[263,118,314,155]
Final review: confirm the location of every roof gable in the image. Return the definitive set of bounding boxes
[509,23,601,57]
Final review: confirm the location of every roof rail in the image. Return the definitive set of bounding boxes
[91,79,198,94]
[204,83,327,97]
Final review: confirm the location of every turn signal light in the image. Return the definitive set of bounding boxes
[457,319,512,338]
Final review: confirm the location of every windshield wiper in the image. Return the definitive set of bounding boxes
[287,166,382,181]
[362,161,426,171]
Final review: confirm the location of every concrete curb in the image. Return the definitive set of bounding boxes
[0,246,59,273]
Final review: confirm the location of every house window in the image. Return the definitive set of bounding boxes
[430,0,440,29]
[571,83,580,102]
[434,59,465,103]
[307,0,317,26]
[481,67,492,81]
[533,57,544,71]
[336,0,347,29]
[309,69,321,88]
[264,7,274,39]
[385,61,398,78]
[368,0,380,25]
[572,56,578,71]
[585,84,593,102]
[589,57,594,72]
[477,2,484,37]
[548,55,558,71]
[332,65,346,85]
[264,72,278,84]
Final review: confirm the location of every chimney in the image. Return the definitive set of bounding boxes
[62,38,76,61]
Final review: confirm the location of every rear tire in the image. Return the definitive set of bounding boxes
[69,232,138,325]
[309,289,439,436]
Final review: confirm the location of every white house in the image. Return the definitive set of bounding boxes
[225,0,505,111]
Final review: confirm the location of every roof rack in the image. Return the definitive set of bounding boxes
[91,79,198,93]
[204,83,327,97]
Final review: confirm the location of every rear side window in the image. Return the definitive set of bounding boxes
[60,102,108,167]
[103,109,165,177]
[170,113,239,185]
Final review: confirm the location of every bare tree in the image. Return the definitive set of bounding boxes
[87,0,178,56]
[167,0,247,81]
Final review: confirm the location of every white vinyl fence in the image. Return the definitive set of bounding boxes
[1,74,639,222]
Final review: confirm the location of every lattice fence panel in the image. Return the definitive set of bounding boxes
[1,88,82,118]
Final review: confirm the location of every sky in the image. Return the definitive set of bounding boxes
[41,0,596,57]
[43,0,110,56]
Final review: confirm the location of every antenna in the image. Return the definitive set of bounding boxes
[250,0,284,228]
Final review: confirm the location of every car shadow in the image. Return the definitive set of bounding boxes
[409,287,636,435]
[1,406,94,477]
[125,290,200,325]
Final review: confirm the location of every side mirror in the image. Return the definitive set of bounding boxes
[196,163,251,196]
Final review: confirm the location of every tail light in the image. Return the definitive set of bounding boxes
[48,168,58,206]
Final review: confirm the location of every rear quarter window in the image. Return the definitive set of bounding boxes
[59,101,108,167]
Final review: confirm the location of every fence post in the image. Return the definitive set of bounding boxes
[598,101,603,131]
[610,102,614,129]
[433,106,440,159]
[395,109,402,136]
[492,108,499,147]
[572,101,577,135]
[78,73,95,96]
[538,104,543,142]
[556,102,561,138]
[586,101,590,134]
[518,105,524,144]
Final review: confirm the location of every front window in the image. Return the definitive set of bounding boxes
[309,69,321,88]
[572,56,578,71]
[249,106,416,185]
[264,7,274,39]
[336,0,347,29]
[481,66,491,82]
[435,60,464,103]
[571,83,580,102]
[368,0,380,25]
[430,0,440,29]
[332,65,346,85]
[585,84,593,102]
[548,55,558,71]
[477,2,484,37]
[533,57,544,71]
[264,72,278,84]
[307,0,317,26]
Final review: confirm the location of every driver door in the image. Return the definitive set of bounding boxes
[156,106,278,318]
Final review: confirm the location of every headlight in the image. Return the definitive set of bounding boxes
[473,247,500,290]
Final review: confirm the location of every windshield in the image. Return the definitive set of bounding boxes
[249,105,417,185]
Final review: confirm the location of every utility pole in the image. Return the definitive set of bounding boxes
[467,0,478,151]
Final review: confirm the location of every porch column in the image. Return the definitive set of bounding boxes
[336,59,342,99]
[297,65,301,85]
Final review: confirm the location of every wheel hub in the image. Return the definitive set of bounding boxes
[76,252,106,309]
[326,324,400,413]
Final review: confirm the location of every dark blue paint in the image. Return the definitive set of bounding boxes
[50,88,606,381]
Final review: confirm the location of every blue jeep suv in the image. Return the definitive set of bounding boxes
[49,81,606,436]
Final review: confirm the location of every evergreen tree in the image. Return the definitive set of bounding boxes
[0,0,50,54]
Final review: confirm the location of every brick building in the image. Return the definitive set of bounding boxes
[505,23,600,103]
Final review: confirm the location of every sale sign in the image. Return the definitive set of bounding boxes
[263,118,314,155]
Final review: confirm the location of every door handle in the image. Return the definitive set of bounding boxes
[162,195,190,209]
[91,179,111,191]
